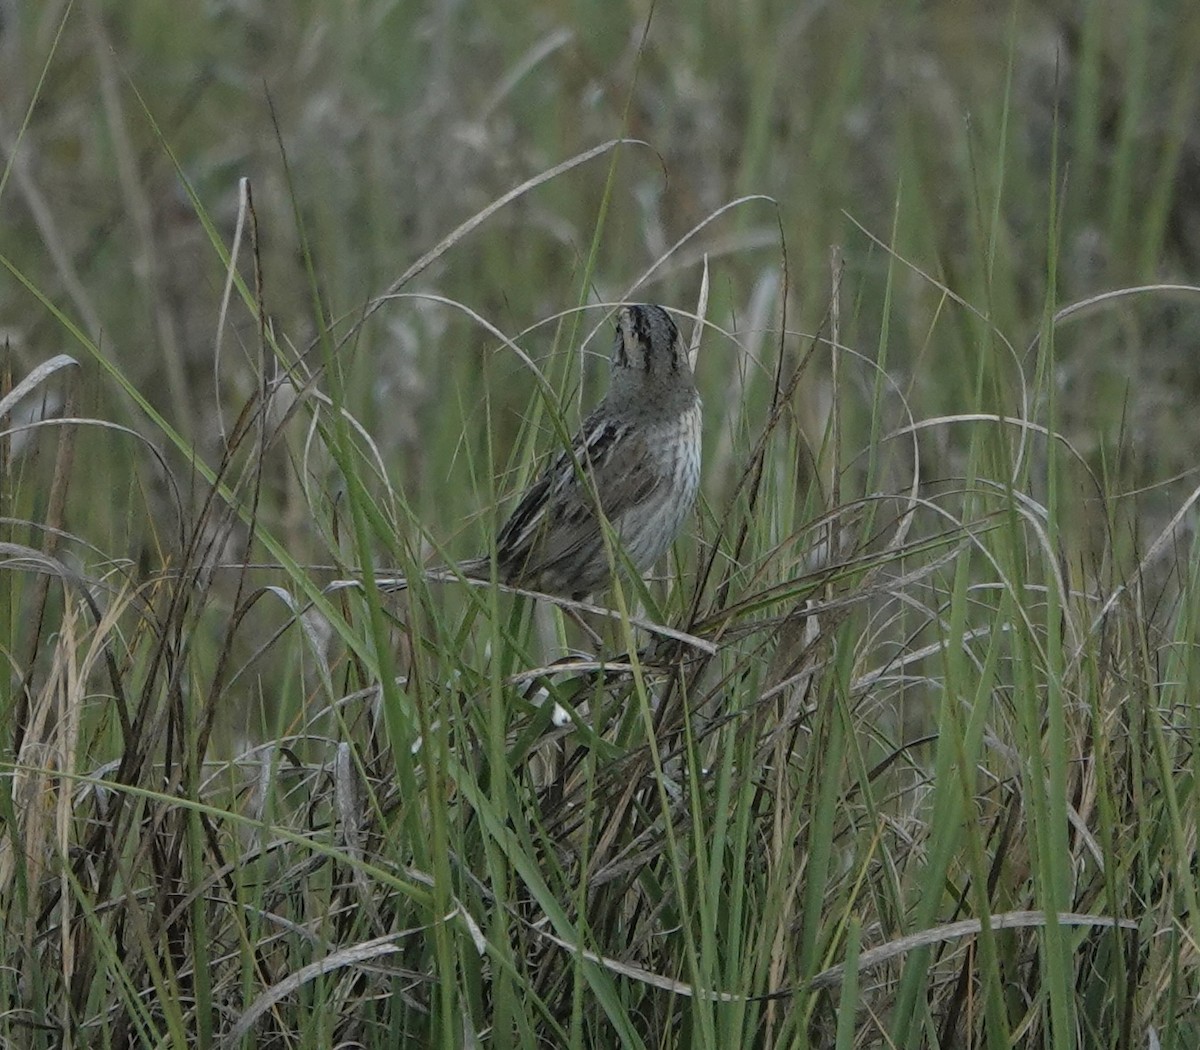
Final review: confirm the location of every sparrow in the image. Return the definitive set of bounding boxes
[462,303,702,600]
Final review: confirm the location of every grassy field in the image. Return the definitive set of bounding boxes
[3,0,1200,1046]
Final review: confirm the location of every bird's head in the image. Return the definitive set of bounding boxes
[612,304,689,379]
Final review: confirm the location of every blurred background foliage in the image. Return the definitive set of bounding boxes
[4,0,1200,566]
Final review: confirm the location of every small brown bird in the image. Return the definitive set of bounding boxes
[463,303,702,600]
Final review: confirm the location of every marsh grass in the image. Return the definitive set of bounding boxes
[3,2,1200,1047]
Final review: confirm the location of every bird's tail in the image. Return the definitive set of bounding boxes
[329,557,493,595]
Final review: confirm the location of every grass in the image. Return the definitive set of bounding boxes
[3,0,1200,1046]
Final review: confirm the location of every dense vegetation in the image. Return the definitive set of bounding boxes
[3,2,1200,1045]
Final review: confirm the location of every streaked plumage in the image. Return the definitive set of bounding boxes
[473,303,702,599]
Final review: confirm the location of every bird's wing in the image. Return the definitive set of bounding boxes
[495,412,664,582]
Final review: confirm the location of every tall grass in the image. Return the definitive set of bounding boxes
[3,1,1200,1047]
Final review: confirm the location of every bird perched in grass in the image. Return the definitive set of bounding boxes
[465,303,702,600]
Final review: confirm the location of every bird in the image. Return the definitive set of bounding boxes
[456,303,703,601]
